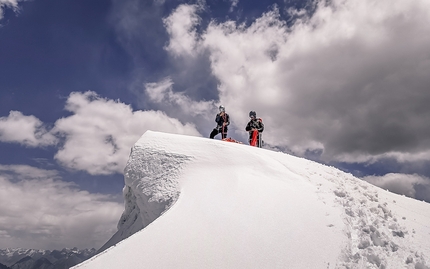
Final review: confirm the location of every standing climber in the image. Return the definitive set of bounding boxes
[210,105,230,139]
[245,111,264,147]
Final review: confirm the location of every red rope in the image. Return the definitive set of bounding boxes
[250,130,258,146]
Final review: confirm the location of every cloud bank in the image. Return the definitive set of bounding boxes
[163,4,201,58]
[157,0,430,164]
[363,173,430,202]
[0,165,123,250]
[53,91,201,175]
[0,92,201,175]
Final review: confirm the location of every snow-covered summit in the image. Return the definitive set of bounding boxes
[76,131,430,269]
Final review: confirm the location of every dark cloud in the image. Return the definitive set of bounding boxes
[109,0,220,114]
[363,173,430,203]
[0,165,123,249]
[165,0,430,164]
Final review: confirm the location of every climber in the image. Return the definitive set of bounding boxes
[209,105,230,139]
[245,111,264,147]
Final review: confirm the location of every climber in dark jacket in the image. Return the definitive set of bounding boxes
[210,105,230,139]
[245,110,264,147]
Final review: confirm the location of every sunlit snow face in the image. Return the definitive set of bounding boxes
[75,132,430,269]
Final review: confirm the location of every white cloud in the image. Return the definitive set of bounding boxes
[161,0,430,163]
[0,0,24,20]
[0,165,123,250]
[145,77,215,117]
[163,4,202,57]
[0,111,58,147]
[145,77,174,103]
[202,8,289,139]
[153,0,165,6]
[229,0,239,12]
[52,91,201,175]
[0,164,59,179]
[363,173,430,201]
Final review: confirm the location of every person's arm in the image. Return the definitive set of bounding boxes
[257,120,264,132]
[245,121,252,132]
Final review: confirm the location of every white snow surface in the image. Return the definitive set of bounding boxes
[75,131,430,269]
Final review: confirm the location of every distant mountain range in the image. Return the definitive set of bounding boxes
[0,248,96,269]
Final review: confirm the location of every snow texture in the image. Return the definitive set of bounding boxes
[97,139,193,253]
[75,131,430,269]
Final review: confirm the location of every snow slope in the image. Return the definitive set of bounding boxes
[74,131,430,269]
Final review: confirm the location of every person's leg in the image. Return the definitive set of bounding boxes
[209,128,219,139]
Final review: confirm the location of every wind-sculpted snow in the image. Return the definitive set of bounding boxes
[124,148,193,203]
[77,131,430,269]
[98,139,193,253]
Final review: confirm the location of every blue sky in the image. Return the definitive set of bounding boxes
[1,0,430,250]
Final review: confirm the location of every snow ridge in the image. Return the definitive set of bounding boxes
[79,131,430,269]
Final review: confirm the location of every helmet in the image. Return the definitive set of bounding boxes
[219,105,225,112]
[249,111,256,118]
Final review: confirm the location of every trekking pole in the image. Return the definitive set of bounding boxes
[258,132,262,148]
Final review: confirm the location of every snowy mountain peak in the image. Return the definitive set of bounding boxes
[0,248,48,258]
[79,131,430,268]
[0,247,96,268]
